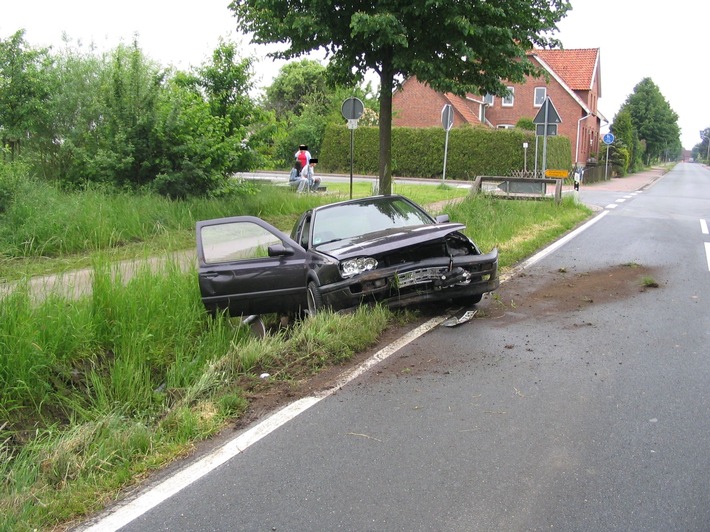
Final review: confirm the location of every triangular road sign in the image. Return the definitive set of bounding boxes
[532,97,562,125]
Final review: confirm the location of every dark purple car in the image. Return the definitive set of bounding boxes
[196,195,499,317]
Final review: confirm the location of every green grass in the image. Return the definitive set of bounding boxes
[0,174,593,530]
[445,194,592,270]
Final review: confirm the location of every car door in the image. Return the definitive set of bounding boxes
[196,216,308,316]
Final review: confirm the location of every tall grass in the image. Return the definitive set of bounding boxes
[0,178,334,280]
[445,193,592,269]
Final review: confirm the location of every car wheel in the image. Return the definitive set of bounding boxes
[307,281,324,317]
[453,293,483,306]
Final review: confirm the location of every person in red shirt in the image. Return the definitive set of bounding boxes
[295,144,311,169]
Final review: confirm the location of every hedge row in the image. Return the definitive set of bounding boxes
[319,125,572,180]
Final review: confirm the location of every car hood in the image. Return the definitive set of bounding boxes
[317,223,469,260]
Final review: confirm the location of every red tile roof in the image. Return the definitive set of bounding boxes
[444,93,482,125]
[532,48,599,92]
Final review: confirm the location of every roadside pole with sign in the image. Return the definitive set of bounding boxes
[532,97,561,178]
[603,132,615,180]
[441,104,454,181]
[341,97,365,198]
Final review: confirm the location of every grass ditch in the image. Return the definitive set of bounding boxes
[0,176,592,530]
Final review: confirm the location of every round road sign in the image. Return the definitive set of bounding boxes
[603,133,615,145]
[341,97,364,120]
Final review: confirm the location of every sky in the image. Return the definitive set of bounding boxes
[2,0,707,150]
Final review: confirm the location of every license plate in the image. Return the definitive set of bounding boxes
[396,267,445,287]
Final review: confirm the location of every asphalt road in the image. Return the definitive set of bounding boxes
[81,163,710,531]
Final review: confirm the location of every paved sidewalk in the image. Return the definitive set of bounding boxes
[565,166,667,193]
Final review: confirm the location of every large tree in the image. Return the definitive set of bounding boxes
[610,108,643,174]
[0,30,52,158]
[230,0,571,194]
[621,77,681,165]
[264,58,331,119]
[694,127,710,163]
[263,58,377,165]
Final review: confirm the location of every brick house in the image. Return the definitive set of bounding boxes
[392,48,606,167]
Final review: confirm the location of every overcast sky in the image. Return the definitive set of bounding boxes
[2,0,706,149]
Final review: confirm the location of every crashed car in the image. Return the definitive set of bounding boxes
[196,194,499,317]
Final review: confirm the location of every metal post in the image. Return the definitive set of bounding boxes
[442,128,450,181]
[541,102,549,178]
[534,136,539,177]
[349,128,354,199]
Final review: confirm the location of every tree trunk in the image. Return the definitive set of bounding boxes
[378,52,394,195]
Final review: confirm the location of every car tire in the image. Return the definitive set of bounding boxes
[307,281,324,317]
[453,293,483,306]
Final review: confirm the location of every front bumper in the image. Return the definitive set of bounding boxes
[320,249,499,312]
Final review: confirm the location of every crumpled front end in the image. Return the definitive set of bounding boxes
[320,235,499,312]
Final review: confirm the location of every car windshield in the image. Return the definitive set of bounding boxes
[311,197,433,245]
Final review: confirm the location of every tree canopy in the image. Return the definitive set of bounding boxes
[230,0,571,193]
[262,58,377,166]
[619,77,681,165]
[0,30,52,158]
[694,127,710,162]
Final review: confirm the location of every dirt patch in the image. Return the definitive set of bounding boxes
[484,263,662,321]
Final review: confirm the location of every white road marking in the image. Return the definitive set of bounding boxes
[606,203,618,209]
[701,219,708,235]
[616,198,626,203]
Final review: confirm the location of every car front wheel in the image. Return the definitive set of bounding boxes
[307,281,324,316]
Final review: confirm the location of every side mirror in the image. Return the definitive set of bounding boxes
[435,214,450,223]
[268,244,294,257]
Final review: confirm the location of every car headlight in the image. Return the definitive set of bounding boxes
[340,257,378,278]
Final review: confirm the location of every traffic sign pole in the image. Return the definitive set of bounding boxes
[441,104,454,181]
[542,101,549,178]
[603,133,615,181]
[341,97,364,198]
[532,97,561,179]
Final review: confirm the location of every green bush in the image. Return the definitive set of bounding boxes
[320,125,571,180]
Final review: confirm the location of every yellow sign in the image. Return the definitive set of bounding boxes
[545,169,569,178]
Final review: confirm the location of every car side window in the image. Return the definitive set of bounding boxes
[201,221,282,265]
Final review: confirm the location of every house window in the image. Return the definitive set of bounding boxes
[483,94,494,106]
[502,87,514,107]
[534,87,546,107]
